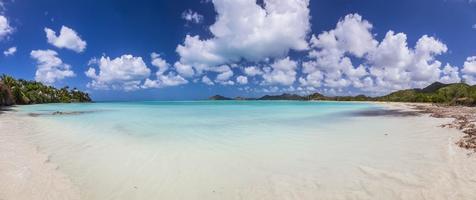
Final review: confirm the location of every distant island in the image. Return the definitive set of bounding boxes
[210,82,476,106]
[0,74,91,106]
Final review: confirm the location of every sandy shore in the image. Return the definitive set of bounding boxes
[1,102,476,200]
[0,111,80,200]
[378,102,476,153]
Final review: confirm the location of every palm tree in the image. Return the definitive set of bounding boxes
[1,74,16,88]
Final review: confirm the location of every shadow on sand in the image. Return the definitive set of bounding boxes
[28,110,102,117]
[349,109,421,117]
[0,106,15,115]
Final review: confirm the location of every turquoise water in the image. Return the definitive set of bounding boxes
[14,101,469,199]
[19,101,377,138]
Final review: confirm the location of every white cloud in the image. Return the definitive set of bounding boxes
[213,65,234,85]
[262,57,298,86]
[367,33,448,91]
[366,31,412,89]
[309,14,377,58]
[182,9,204,24]
[462,56,476,84]
[202,75,214,85]
[142,72,188,89]
[409,35,447,83]
[176,0,311,70]
[300,13,455,95]
[45,26,87,53]
[243,66,262,76]
[300,14,375,90]
[236,75,248,84]
[440,63,461,84]
[174,61,195,77]
[150,52,170,75]
[30,49,75,85]
[3,46,15,56]
[85,54,151,91]
[462,56,476,75]
[219,80,235,85]
[142,54,188,89]
[299,69,323,88]
[0,15,12,40]
[142,78,160,89]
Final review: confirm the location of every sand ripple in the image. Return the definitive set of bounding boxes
[0,113,80,200]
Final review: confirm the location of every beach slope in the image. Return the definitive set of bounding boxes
[0,112,80,200]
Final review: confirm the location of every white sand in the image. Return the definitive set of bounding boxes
[1,103,476,200]
[0,112,80,200]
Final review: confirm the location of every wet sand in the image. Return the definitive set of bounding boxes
[1,102,476,200]
[0,112,80,200]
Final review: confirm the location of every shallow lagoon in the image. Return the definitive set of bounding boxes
[16,101,476,200]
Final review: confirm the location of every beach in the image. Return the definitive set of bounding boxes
[1,101,476,200]
[0,111,80,200]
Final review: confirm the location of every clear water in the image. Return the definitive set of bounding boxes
[14,101,476,200]
[18,101,377,149]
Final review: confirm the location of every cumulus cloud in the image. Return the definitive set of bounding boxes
[182,9,204,24]
[142,72,188,89]
[30,49,75,85]
[45,26,87,53]
[243,66,262,76]
[142,53,188,89]
[262,57,298,86]
[202,75,214,85]
[211,65,235,85]
[300,14,375,90]
[462,56,476,84]
[176,0,311,72]
[299,13,455,95]
[3,46,15,56]
[174,61,195,77]
[0,15,12,40]
[85,55,151,91]
[440,63,461,84]
[309,14,377,57]
[150,52,170,75]
[236,75,248,84]
[367,34,448,91]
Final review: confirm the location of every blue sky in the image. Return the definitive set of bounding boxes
[0,0,476,101]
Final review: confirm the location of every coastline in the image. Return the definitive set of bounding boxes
[375,102,476,153]
[314,99,476,152]
[0,110,80,200]
[1,102,475,199]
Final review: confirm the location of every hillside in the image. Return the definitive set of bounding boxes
[210,82,476,106]
[258,93,307,100]
[377,82,476,105]
[0,74,92,106]
[208,95,232,100]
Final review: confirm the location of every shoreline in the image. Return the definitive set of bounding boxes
[0,111,80,200]
[1,102,475,199]
[377,102,476,153]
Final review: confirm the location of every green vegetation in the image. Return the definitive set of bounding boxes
[0,74,91,106]
[210,82,476,106]
[308,82,476,106]
[376,82,476,105]
[259,93,307,100]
